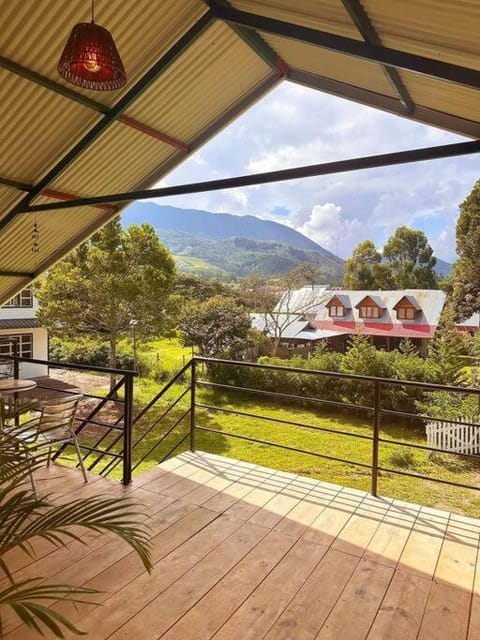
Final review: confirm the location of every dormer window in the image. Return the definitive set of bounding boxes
[329,305,344,318]
[326,294,350,319]
[359,305,381,319]
[355,295,386,320]
[397,307,415,320]
[393,295,421,321]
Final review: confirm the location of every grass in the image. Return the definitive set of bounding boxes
[60,349,480,518]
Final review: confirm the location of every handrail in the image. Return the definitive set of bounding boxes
[1,352,136,376]
[195,356,480,394]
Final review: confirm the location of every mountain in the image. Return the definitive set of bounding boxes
[122,203,344,281]
[123,204,338,257]
[435,258,453,277]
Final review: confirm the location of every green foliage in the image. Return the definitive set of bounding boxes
[36,219,177,377]
[49,335,135,370]
[0,425,151,637]
[416,391,480,422]
[398,338,418,357]
[383,226,437,288]
[159,228,344,282]
[388,449,417,469]
[427,321,468,386]
[343,226,438,290]
[451,179,480,320]
[179,295,252,359]
[343,240,381,289]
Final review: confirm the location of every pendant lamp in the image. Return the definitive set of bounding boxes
[58,0,126,91]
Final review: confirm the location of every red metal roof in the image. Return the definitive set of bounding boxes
[314,320,436,339]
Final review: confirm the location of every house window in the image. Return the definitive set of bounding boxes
[0,334,33,359]
[4,287,33,308]
[397,307,415,320]
[359,306,380,319]
[329,305,344,317]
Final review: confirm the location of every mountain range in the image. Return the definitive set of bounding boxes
[121,203,452,281]
[122,204,345,281]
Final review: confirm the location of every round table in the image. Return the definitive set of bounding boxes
[0,379,37,394]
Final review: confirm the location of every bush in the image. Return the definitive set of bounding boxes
[389,449,417,469]
[49,336,135,370]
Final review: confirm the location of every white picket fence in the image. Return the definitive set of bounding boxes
[426,417,480,455]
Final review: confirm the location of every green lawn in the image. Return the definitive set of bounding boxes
[62,352,480,518]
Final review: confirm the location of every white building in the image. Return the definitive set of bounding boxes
[0,285,48,378]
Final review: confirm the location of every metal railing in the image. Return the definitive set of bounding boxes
[3,349,480,499]
[191,357,480,498]
[2,346,136,484]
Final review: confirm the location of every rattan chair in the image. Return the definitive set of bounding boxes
[6,394,87,495]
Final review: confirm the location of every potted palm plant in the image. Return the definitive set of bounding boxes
[0,399,152,638]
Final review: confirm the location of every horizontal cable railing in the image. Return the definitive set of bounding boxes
[2,346,136,484]
[3,347,480,501]
[193,356,480,498]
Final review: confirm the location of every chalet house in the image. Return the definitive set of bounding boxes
[315,289,447,354]
[0,285,48,378]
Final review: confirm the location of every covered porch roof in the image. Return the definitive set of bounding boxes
[0,0,479,303]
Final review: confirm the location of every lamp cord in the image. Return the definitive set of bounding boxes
[91,0,95,23]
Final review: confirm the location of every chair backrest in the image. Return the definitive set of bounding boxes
[37,394,81,436]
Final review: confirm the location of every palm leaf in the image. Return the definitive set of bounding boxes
[0,578,98,638]
[0,403,153,638]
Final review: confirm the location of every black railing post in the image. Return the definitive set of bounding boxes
[190,358,196,452]
[122,373,134,485]
[12,338,20,428]
[371,380,380,496]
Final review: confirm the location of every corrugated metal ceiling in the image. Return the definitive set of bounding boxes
[0,0,478,304]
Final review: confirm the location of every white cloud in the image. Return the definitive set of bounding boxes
[295,203,363,256]
[143,82,478,262]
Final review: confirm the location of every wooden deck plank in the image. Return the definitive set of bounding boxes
[5,452,480,640]
[363,520,413,567]
[146,529,297,640]
[316,559,394,639]
[212,539,328,640]
[398,529,445,578]
[264,549,359,640]
[417,582,471,640]
[107,521,269,639]
[367,572,432,640]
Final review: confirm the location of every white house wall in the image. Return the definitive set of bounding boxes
[0,327,48,378]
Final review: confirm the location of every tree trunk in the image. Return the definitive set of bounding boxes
[272,337,281,357]
[109,333,118,394]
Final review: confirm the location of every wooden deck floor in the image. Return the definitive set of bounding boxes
[5,451,480,639]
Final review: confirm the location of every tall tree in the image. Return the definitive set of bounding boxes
[36,219,176,386]
[451,179,480,320]
[383,226,437,288]
[240,268,328,356]
[179,295,252,359]
[343,240,382,289]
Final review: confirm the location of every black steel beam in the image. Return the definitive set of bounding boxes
[136,73,282,191]
[0,271,34,278]
[0,10,214,236]
[0,176,32,192]
[204,0,288,74]
[289,69,480,139]
[209,5,480,90]
[340,0,414,114]
[23,141,480,213]
[0,56,189,152]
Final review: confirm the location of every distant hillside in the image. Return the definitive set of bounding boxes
[435,258,453,277]
[122,204,344,281]
[123,204,339,258]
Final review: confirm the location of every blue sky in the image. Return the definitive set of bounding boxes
[149,81,479,262]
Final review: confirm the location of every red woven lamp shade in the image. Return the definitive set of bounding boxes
[58,22,126,91]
